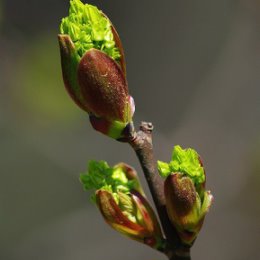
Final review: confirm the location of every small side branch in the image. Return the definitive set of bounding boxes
[128,122,191,260]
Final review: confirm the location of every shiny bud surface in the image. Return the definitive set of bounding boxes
[58,0,134,139]
[80,161,165,251]
[158,145,213,245]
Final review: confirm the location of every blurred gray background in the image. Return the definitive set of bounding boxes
[0,0,259,259]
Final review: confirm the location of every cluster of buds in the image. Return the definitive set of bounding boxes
[59,0,214,256]
[58,0,135,139]
[158,145,213,246]
[80,161,165,251]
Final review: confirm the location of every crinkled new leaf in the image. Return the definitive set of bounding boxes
[80,160,138,203]
[158,145,205,185]
[60,0,120,60]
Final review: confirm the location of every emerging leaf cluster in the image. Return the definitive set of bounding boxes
[80,160,137,203]
[60,0,120,60]
[158,145,205,185]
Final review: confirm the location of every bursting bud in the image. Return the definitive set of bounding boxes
[58,0,135,139]
[158,145,213,246]
[80,161,165,251]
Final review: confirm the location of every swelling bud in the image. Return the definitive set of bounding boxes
[158,145,213,246]
[58,0,134,139]
[80,161,165,251]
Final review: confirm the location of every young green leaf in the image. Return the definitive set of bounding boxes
[60,0,120,60]
[158,145,205,185]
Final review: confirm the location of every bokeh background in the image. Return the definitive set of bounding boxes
[0,0,259,259]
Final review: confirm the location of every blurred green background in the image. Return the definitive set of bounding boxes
[0,0,259,259]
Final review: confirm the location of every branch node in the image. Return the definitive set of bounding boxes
[140,121,153,133]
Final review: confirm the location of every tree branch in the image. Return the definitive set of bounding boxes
[128,122,191,260]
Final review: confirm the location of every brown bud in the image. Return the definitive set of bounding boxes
[165,173,197,219]
[96,189,165,251]
[77,49,130,122]
[164,173,213,245]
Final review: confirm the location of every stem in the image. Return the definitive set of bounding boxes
[128,122,191,260]
[168,247,191,260]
